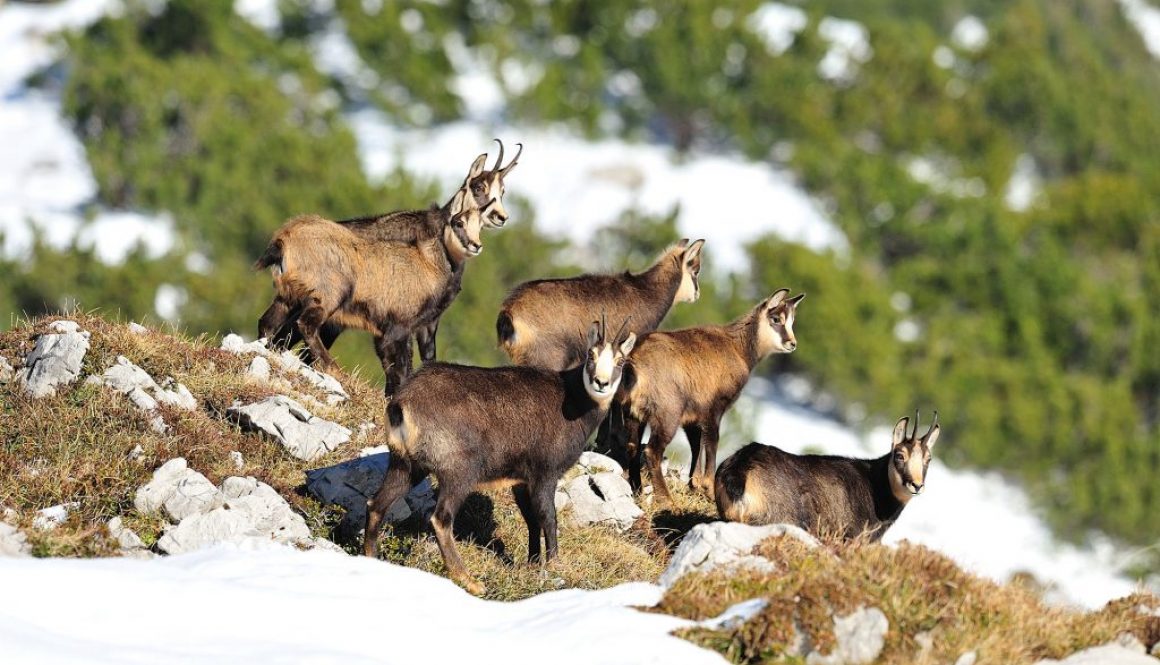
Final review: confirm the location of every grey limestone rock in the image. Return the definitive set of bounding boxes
[20,320,90,398]
[660,521,820,587]
[228,395,351,461]
[0,521,31,557]
[558,471,641,531]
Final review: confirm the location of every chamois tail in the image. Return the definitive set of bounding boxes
[496,310,517,348]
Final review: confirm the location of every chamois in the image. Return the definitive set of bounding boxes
[254,188,486,394]
[614,289,806,505]
[715,412,940,541]
[496,239,704,371]
[257,141,522,386]
[364,317,637,595]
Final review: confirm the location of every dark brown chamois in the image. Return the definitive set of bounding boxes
[257,141,522,389]
[614,289,805,505]
[715,412,940,541]
[254,188,486,395]
[496,239,704,371]
[364,317,636,595]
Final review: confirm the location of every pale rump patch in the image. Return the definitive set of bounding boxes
[476,478,525,491]
[723,473,768,524]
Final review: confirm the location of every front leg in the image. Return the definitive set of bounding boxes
[645,419,677,508]
[512,484,542,563]
[691,417,721,498]
[375,334,413,397]
[415,321,439,364]
[532,480,560,562]
[623,414,645,494]
[684,423,703,491]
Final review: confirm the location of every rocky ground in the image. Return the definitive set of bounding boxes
[1,314,1157,664]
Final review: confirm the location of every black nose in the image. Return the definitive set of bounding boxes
[785,340,797,351]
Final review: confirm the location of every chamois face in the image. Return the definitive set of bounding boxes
[888,412,940,502]
[582,322,636,401]
[465,139,522,227]
[756,289,806,355]
[446,206,485,258]
[674,239,706,304]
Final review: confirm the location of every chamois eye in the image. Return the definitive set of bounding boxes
[894,451,905,462]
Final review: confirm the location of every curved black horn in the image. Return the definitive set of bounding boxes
[501,142,523,174]
[601,310,608,340]
[911,409,920,440]
[492,138,505,172]
[613,315,632,344]
[926,410,939,437]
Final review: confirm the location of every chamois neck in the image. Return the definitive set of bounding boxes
[870,453,908,524]
[560,365,612,427]
[440,223,469,268]
[628,251,683,325]
[728,310,766,370]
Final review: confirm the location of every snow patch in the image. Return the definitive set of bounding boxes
[234,0,280,34]
[1120,0,1160,59]
[748,3,808,56]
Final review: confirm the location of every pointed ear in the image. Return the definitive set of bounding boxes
[467,153,488,180]
[923,424,940,450]
[788,293,806,308]
[892,417,910,447]
[676,238,690,249]
[763,288,790,310]
[587,321,601,348]
[619,332,637,357]
[683,239,705,263]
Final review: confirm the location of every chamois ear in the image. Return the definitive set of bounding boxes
[683,239,705,263]
[587,321,601,348]
[676,238,690,249]
[788,293,806,308]
[619,332,637,357]
[467,153,488,180]
[892,416,910,447]
[922,411,940,449]
[763,288,791,310]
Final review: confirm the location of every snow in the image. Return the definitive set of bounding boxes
[0,544,723,665]
[951,15,989,52]
[234,0,280,35]
[747,3,808,56]
[1119,0,1160,60]
[817,17,873,83]
[740,378,1140,609]
[0,0,176,265]
[1004,153,1043,212]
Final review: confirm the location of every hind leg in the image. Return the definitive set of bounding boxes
[623,414,645,494]
[684,423,703,492]
[429,481,482,595]
[365,456,420,557]
[645,419,677,508]
[532,480,560,562]
[512,484,542,563]
[693,417,722,498]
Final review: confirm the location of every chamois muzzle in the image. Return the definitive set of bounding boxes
[906,481,924,495]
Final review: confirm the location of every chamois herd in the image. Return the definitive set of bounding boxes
[256,140,940,594]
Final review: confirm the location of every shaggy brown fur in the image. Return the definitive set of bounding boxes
[614,289,805,506]
[496,239,704,371]
[715,412,940,541]
[257,142,521,390]
[364,319,636,595]
[255,193,484,394]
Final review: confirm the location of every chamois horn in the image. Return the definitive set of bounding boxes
[501,142,523,175]
[925,410,939,438]
[492,138,505,171]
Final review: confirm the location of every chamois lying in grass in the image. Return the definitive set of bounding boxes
[614,289,805,505]
[716,412,939,541]
[364,316,636,595]
[496,239,704,371]
[257,141,520,391]
[254,186,487,395]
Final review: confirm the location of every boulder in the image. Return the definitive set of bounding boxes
[220,333,270,356]
[575,451,624,476]
[558,472,641,531]
[107,516,146,551]
[134,458,224,520]
[659,521,820,587]
[298,365,348,405]
[228,395,351,461]
[0,356,13,383]
[32,503,77,530]
[806,607,889,665]
[92,356,197,414]
[19,320,90,398]
[0,521,31,557]
[305,451,435,535]
[1033,644,1160,665]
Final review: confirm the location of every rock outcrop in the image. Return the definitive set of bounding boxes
[227,395,351,461]
[659,521,820,587]
[220,333,348,404]
[19,320,90,398]
[556,471,641,531]
[305,450,435,537]
[0,521,31,557]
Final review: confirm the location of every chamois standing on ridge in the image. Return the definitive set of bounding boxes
[715,411,940,541]
[613,289,805,505]
[496,239,704,370]
[364,316,637,595]
[257,141,521,390]
[254,187,487,395]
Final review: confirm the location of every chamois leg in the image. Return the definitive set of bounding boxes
[623,414,645,494]
[415,320,438,364]
[364,455,415,558]
[376,334,413,397]
[594,403,629,466]
[429,482,482,595]
[695,417,722,498]
[296,321,342,365]
[684,424,703,492]
[296,298,338,369]
[511,483,542,563]
[645,420,677,507]
[258,297,298,349]
[532,480,560,562]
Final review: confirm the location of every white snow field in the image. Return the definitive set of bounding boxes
[0,544,722,665]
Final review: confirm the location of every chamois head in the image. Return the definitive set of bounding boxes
[755,288,806,355]
[444,190,486,259]
[463,139,522,228]
[888,410,940,501]
[673,239,706,304]
[582,315,636,402]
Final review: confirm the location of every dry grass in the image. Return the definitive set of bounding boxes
[658,535,1160,664]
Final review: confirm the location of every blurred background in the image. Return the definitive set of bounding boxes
[1,0,1158,597]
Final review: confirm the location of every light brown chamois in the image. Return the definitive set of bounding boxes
[614,289,806,505]
[496,239,704,371]
[256,141,521,391]
[715,412,940,541]
[364,316,636,595]
[254,188,486,394]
